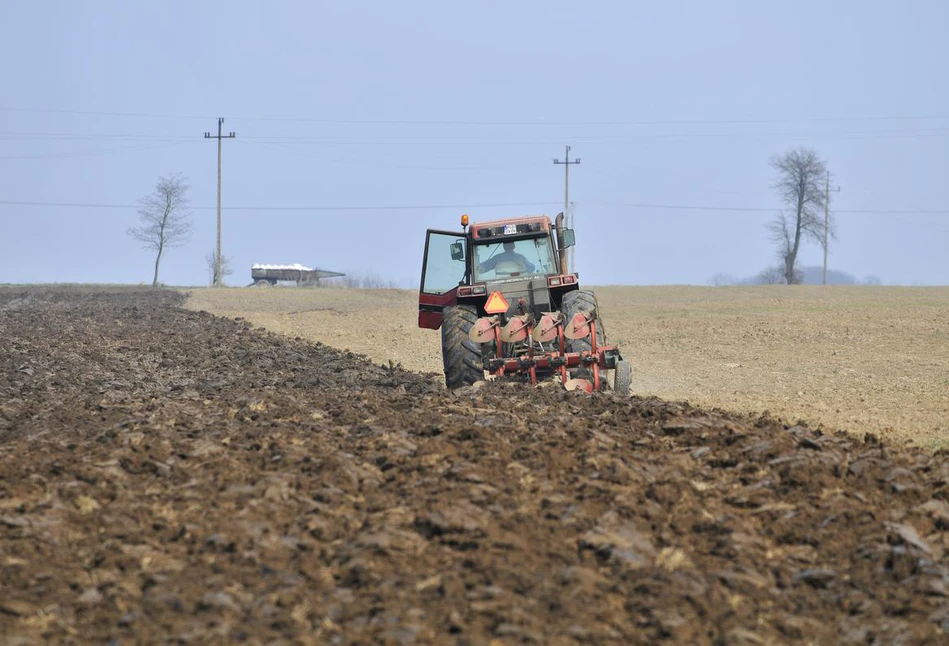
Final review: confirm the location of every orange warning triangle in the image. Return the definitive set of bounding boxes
[484,291,509,314]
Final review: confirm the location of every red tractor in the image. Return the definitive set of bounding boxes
[418,213,631,394]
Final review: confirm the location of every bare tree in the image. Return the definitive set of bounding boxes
[708,273,737,287]
[768,148,829,284]
[756,266,785,285]
[340,272,399,289]
[128,174,192,286]
[205,249,234,286]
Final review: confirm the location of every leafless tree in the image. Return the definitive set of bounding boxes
[128,174,192,286]
[768,148,829,284]
[205,249,234,286]
[708,273,737,287]
[756,266,785,285]
[340,272,399,289]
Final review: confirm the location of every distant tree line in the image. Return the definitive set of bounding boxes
[709,266,882,287]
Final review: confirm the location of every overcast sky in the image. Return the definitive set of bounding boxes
[1,1,947,287]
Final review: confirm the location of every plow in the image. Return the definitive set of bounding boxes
[419,212,631,393]
[468,305,627,393]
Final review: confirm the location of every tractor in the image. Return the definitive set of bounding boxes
[418,212,631,394]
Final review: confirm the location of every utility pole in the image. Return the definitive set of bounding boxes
[204,118,236,287]
[822,170,840,286]
[553,146,580,272]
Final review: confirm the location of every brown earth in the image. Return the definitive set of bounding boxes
[3,287,949,644]
[184,285,949,447]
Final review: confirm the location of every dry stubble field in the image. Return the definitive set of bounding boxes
[185,285,949,447]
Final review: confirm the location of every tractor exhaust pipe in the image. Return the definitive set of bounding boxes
[555,212,568,273]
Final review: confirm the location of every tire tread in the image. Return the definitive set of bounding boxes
[441,305,484,388]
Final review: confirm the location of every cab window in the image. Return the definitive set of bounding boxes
[421,231,466,294]
[474,236,555,281]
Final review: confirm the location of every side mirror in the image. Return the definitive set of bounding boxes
[450,242,465,261]
[560,228,576,249]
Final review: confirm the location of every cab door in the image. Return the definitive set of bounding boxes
[418,230,467,329]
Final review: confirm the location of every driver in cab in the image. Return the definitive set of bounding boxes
[478,241,535,274]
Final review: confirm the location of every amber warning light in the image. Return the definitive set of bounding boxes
[484,291,509,315]
[461,214,469,227]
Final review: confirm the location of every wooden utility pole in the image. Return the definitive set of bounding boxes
[204,118,236,286]
[553,146,580,272]
[822,171,840,285]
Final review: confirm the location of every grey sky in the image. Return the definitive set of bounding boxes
[1,1,947,287]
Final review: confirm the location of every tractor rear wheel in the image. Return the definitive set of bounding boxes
[562,289,606,355]
[441,305,484,389]
[562,289,607,385]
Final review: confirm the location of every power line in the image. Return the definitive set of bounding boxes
[0,134,196,143]
[4,130,949,144]
[0,199,563,211]
[0,107,209,120]
[238,129,949,142]
[218,115,949,127]
[0,198,944,215]
[1,106,947,126]
[590,200,949,215]
[232,139,535,172]
[0,141,194,160]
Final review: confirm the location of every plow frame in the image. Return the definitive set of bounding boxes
[473,313,620,392]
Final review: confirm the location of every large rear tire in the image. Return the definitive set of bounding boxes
[441,305,485,389]
[561,289,607,385]
[562,289,606,355]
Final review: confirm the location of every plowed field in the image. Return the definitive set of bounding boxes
[3,287,949,644]
[185,285,949,447]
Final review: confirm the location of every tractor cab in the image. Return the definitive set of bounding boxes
[418,214,576,330]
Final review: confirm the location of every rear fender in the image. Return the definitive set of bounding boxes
[418,289,458,329]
